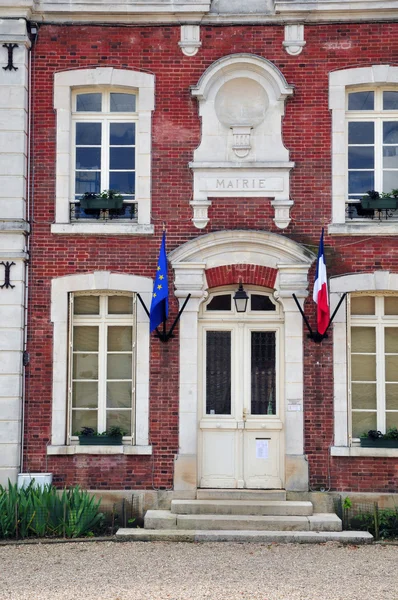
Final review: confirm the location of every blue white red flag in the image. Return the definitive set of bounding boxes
[149,231,169,332]
[313,228,330,335]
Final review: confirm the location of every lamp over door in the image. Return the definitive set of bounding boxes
[233,283,249,313]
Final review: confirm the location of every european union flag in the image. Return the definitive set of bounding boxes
[149,231,169,332]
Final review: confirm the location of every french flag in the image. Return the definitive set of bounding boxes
[313,228,330,335]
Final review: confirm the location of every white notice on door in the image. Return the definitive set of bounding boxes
[256,439,269,460]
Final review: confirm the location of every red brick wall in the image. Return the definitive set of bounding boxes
[25,21,398,491]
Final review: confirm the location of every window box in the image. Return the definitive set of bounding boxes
[80,192,124,211]
[78,434,122,446]
[360,438,398,448]
[360,195,398,210]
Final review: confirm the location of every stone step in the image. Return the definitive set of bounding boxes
[144,510,342,532]
[116,528,373,544]
[197,489,287,501]
[171,499,313,516]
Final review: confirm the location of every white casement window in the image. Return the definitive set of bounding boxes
[72,90,137,207]
[347,89,398,202]
[52,68,154,234]
[69,293,136,440]
[329,66,398,234]
[349,294,398,440]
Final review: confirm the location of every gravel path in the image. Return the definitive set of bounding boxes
[0,541,397,600]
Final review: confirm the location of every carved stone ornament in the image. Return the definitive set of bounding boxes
[283,24,306,56]
[179,25,201,57]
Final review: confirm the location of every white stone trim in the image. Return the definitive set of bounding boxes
[331,446,398,457]
[330,271,398,448]
[283,24,306,56]
[52,67,154,231]
[190,55,294,230]
[179,25,201,56]
[328,65,398,234]
[47,445,152,455]
[50,271,152,447]
[169,230,315,491]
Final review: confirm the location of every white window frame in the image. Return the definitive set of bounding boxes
[330,271,398,457]
[69,292,136,442]
[48,271,152,455]
[52,68,154,235]
[72,89,137,202]
[329,65,398,235]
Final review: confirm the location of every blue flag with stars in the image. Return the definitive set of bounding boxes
[149,231,169,332]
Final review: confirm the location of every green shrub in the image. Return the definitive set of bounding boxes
[0,481,104,539]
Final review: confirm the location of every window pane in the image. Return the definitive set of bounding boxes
[108,326,132,352]
[73,354,98,380]
[73,326,99,352]
[110,93,136,112]
[76,122,101,145]
[386,384,398,410]
[383,171,398,193]
[251,332,276,415]
[76,148,101,170]
[348,171,374,195]
[383,122,398,144]
[108,296,133,314]
[206,331,231,415]
[110,123,135,145]
[386,356,398,382]
[110,147,135,170]
[106,410,131,435]
[109,172,135,194]
[75,171,101,195]
[351,327,375,353]
[348,91,374,111]
[383,146,398,168]
[385,327,398,353]
[74,296,100,315]
[72,410,97,434]
[383,91,398,110]
[107,354,132,379]
[352,411,377,438]
[386,412,398,430]
[107,382,132,408]
[385,297,398,315]
[348,146,374,169]
[351,296,375,315]
[72,381,98,408]
[251,295,276,311]
[348,122,374,144]
[351,355,376,381]
[76,93,102,112]
[352,383,376,410]
[206,295,231,311]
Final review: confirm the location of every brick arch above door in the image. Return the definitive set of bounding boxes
[205,264,277,289]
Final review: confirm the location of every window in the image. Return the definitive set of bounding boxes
[349,294,398,439]
[52,68,154,234]
[70,293,135,439]
[329,65,398,234]
[347,89,398,203]
[72,90,137,220]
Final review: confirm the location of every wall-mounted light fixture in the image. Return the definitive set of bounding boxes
[233,282,249,313]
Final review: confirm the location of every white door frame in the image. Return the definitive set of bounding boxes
[169,230,315,492]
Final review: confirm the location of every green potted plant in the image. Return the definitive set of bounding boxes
[360,427,398,448]
[360,189,398,211]
[80,190,124,211]
[77,425,125,446]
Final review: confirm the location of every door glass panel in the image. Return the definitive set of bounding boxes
[73,326,99,352]
[74,296,100,315]
[72,381,98,408]
[385,327,398,352]
[386,356,398,382]
[351,296,375,315]
[107,354,132,379]
[251,332,276,415]
[352,411,377,438]
[107,382,132,408]
[351,327,375,352]
[106,410,131,435]
[76,93,102,112]
[386,412,398,430]
[206,331,231,415]
[73,354,98,379]
[386,384,398,410]
[385,297,398,315]
[352,383,376,410]
[251,295,276,311]
[72,409,97,434]
[206,295,231,311]
[348,91,374,111]
[351,355,376,381]
[108,326,132,351]
[108,295,133,314]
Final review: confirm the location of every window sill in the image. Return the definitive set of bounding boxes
[331,446,398,458]
[47,445,152,456]
[51,223,154,235]
[328,222,398,236]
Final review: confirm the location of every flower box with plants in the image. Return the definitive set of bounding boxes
[76,426,126,445]
[79,190,124,211]
[360,427,398,448]
[360,189,398,211]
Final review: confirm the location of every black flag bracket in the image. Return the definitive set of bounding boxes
[292,293,346,344]
[137,293,191,343]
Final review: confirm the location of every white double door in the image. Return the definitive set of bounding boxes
[199,322,284,489]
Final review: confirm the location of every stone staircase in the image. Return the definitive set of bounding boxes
[116,489,373,544]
